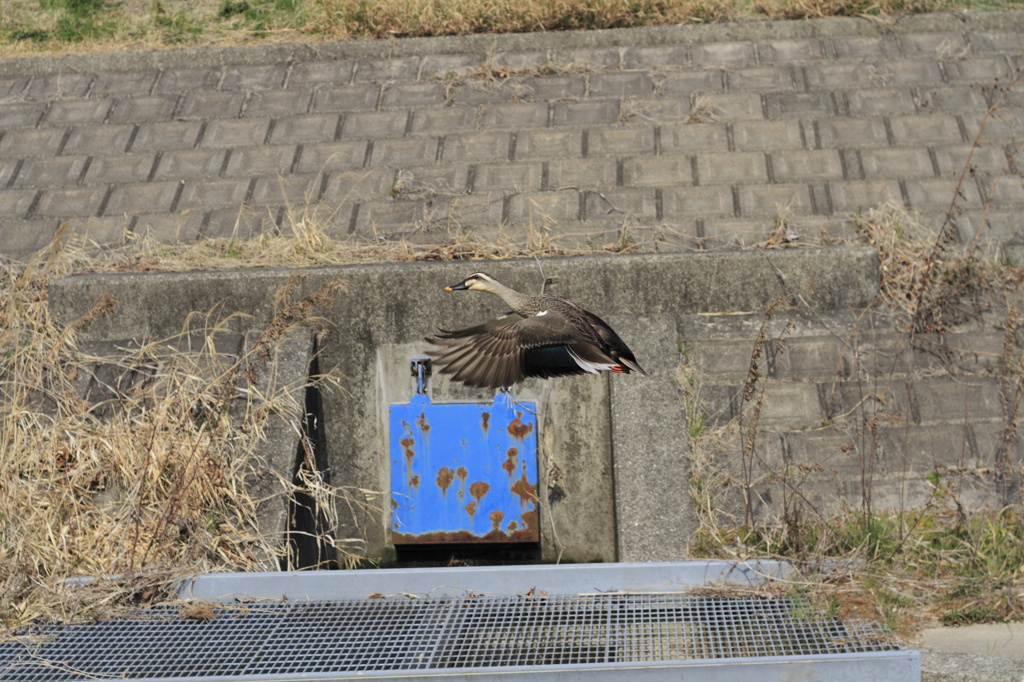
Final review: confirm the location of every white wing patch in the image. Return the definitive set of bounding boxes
[535,310,548,316]
[567,347,616,374]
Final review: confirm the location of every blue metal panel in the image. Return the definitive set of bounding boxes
[390,393,539,544]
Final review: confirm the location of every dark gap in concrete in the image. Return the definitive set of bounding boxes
[394,542,541,567]
[285,352,338,570]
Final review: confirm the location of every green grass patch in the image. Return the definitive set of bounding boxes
[702,508,1024,634]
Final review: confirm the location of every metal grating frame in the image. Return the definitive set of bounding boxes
[1,595,904,681]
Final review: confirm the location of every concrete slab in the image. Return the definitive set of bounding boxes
[920,621,1024,679]
[920,647,1024,682]
[920,622,1024,661]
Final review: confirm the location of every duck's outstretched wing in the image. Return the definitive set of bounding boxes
[431,313,523,339]
[426,314,617,389]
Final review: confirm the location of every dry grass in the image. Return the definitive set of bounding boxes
[0,227,361,635]
[684,397,1024,638]
[70,211,646,275]
[691,507,1024,637]
[0,0,966,58]
[855,200,1022,334]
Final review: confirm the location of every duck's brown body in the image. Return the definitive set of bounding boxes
[426,273,646,390]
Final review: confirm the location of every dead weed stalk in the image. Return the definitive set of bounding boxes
[739,296,793,530]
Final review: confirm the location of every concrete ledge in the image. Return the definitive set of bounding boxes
[178,559,793,601]
[48,248,880,337]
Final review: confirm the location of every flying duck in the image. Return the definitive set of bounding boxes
[426,272,646,389]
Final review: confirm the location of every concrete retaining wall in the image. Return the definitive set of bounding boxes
[49,248,880,562]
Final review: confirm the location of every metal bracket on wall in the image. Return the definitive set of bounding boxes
[410,356,432,395]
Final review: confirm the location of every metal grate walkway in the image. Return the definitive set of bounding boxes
[1,595,900,680]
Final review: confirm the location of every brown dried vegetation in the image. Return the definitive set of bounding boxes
[0,231,362,636]
[0,0,954,58]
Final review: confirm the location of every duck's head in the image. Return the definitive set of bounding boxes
[445,272,499,293]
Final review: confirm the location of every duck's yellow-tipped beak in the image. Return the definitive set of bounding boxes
[444,286,453,291]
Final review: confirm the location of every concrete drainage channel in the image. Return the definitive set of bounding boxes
[2,561,920,681]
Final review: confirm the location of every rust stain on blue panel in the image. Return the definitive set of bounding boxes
[390,393,539,544]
